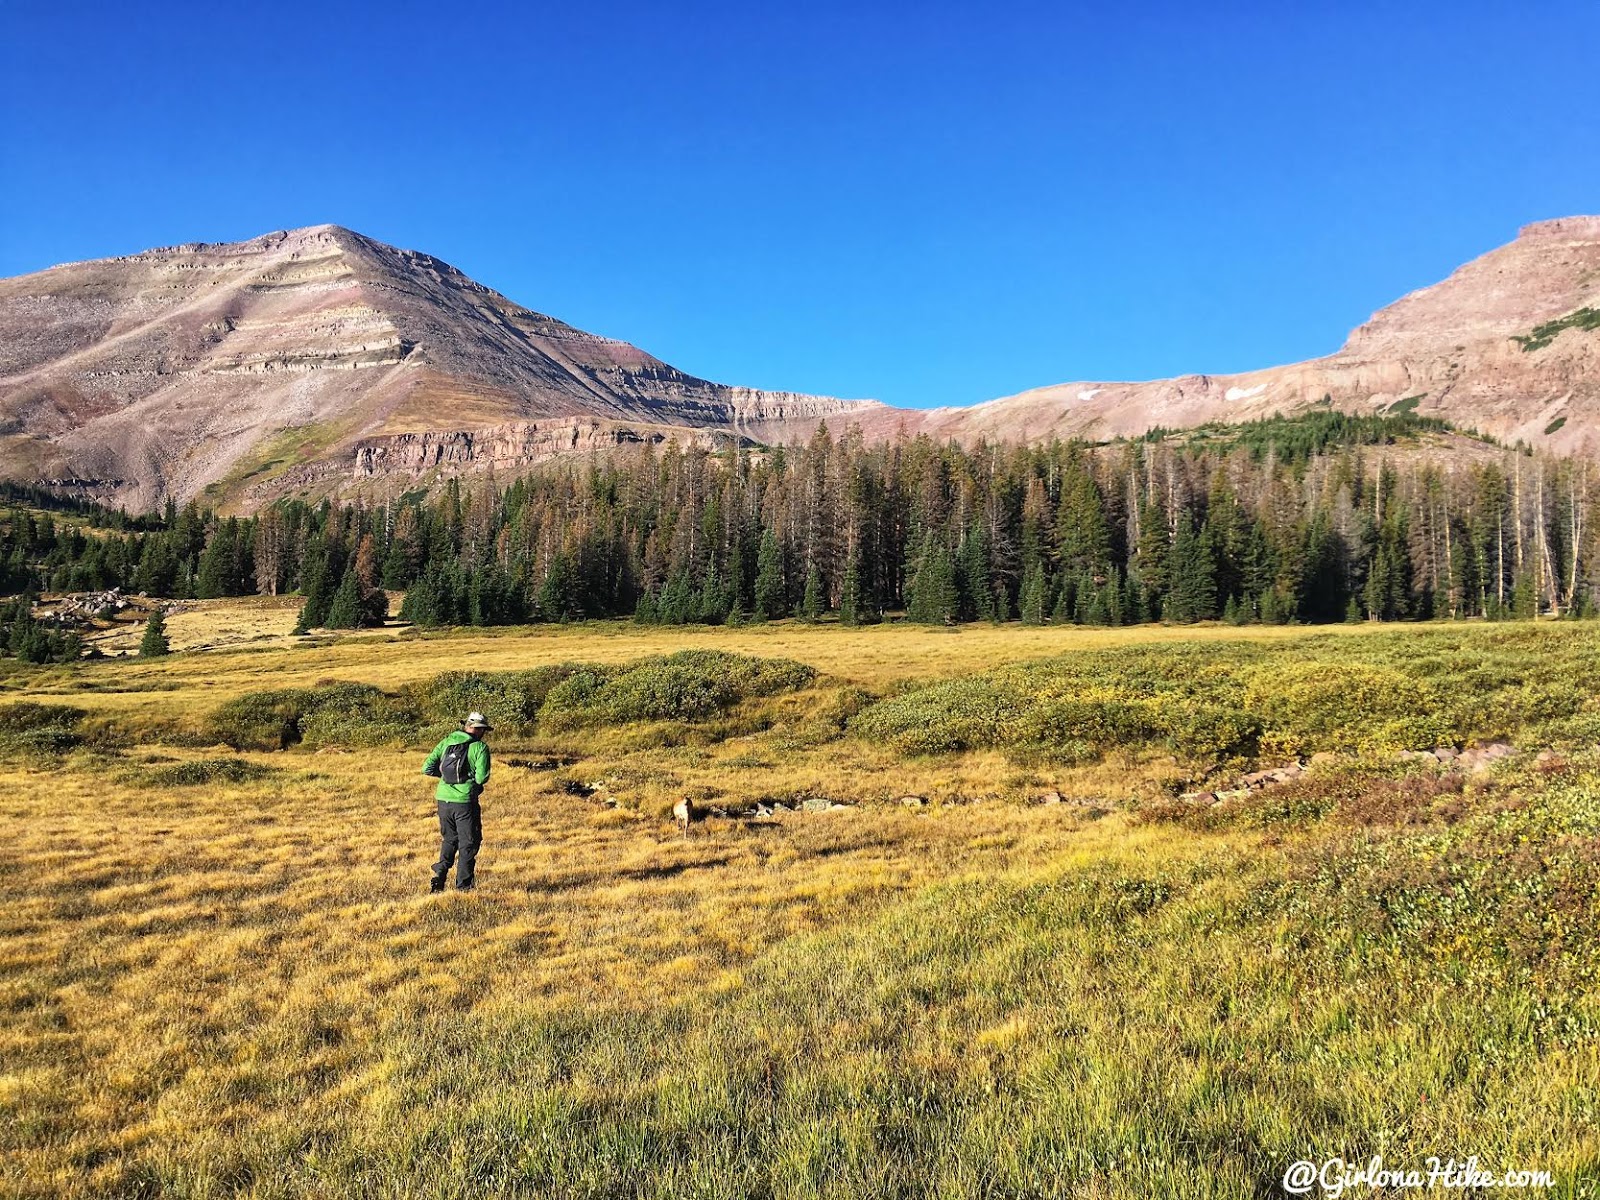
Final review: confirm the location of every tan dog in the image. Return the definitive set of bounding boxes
[672,795,696,839]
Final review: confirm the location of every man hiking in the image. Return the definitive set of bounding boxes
[422,712,493,892]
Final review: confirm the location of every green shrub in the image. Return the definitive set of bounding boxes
[539,652,814,729]
[537,667,613,728]
[1511,680,1586,725]
[820,686,875,729]
[1247,662,1442,753]
[1165,702,1262,760]
[850,679,1021,754]
[296,683,420,748]
[0,702,86,733]
[412,665,587,732]
[1513,306,1600,353]
[210,683,422,750]
[591,659,736,721]
[147,758,274,786]
[207,688,316,750]
[2,726,81,756]
[1017,696,1162,755]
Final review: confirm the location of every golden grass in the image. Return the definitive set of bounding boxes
[83,596,307,658]
[2,615,1597,1196]
[0,737,1117,1196]
[20,610,1390,718]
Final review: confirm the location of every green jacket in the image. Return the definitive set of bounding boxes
[423,731,491,803]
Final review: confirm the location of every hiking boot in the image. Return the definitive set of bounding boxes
[429,876,446,894]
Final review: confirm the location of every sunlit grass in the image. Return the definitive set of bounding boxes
[2,614,1598,1197]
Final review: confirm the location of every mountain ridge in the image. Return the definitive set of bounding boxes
[0,223,887,509]
[3,218,1600,510]
[915,216,1600,451]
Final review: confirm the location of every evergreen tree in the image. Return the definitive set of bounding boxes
[1510,571,1539,620]
[907,533,959,624]
[138,608,170,657]
[754,530,784,621]
[839,556,863,626]
[194,523,233,598]
[1166,515,1217,623]
[1020,564,1048,626]
[324,570,363,629]
[957,525,998,622]
[537,553,578,622]
[801,565,825,621]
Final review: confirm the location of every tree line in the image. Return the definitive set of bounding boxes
[1,413,1597,656]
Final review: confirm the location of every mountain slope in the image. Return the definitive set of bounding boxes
[922,217,1600,451]
[0,225,885,509]
[5,218,1600,511]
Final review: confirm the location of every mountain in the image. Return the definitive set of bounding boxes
[919,216,1600,451]
[0,225,888,510]
[4,218,1600,510]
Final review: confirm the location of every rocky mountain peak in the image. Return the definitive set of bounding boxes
[4,219,1600,511]
[0,225,884,510]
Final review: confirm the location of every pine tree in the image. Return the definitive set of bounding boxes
[753,530,784,621]
[839,556,863,626]
[907,533,959,624]
[138,608,170,657]
[957,525,998,623]
[294,537,339,631]
[324,570,363,629]
[1019,564,1048,625]
[1166,515,1217,623]
[537,553,578,622]
[1510,570,1539,620]
[195,523,233,599]
[801,565,825,621]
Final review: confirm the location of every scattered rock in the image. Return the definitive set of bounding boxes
[899,794,928,808]
[800,797,836,813]
[1037,791,1063,806]
[1455,741,1515,773]
[1234,764,1304,789]
[505,755,578,771]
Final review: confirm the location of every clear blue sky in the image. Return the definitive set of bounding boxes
[3,1,1597,407]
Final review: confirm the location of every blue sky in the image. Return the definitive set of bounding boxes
[3,1,1597,407]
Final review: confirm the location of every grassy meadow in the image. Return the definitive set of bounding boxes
[2,614,1599,1197]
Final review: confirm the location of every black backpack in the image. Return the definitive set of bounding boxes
[439,738,474,785]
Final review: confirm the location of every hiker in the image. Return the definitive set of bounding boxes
[422,711,493,892]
